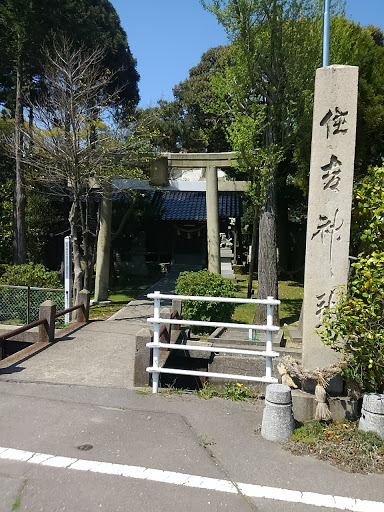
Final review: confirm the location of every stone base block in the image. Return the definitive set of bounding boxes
[292,389,360,422]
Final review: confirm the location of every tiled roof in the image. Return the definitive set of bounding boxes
[151,191,243,221]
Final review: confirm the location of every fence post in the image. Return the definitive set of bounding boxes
[152,291,161,393]
[265,297,274,382]
[76,289,90,323]
[27,286,31,325]
[38,300,56,343]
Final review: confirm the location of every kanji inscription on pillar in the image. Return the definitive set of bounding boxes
[302,65,359,370]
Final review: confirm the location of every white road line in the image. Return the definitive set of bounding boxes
[0,446,383,512]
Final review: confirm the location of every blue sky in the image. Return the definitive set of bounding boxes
[110,0,384,108]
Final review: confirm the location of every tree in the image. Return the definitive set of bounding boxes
[173,46,232,152]
[200,2,384,321]
[201,0,344,321]
[142,46,232,153]
[22,39,145,300]
[0,0,139,264]
[0,0,48,264]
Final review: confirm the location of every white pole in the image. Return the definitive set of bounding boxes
[265,297,274,382]
[152,291,161,393]
[64,236,72,324]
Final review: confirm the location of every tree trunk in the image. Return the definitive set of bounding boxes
[94,188,112,301]
[247,204,259,298]
[69,199,83,303]
[13,52,26,264]
[255,184,279,325]
[81,195,93,293]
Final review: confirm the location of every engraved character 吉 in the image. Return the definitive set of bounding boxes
[321,155,342,191]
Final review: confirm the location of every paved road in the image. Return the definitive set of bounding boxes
[0,270,383,511]
[0,383,383,512]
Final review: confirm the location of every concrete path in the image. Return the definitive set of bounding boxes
[0,269,181,389]
[0,270,383,511]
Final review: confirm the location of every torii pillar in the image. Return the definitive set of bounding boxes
[206,165,220,273]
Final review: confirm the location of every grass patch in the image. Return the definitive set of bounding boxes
[12,497,21,511]
[159,381,184,395]
[196,381,259,401]
[89,291,134,320]
[89,270,165,321]
[284,420,384,474]
[232,274,303,326]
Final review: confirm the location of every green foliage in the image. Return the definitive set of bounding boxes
[290,421,324,444]
[318,252,384,393]
[318,165,384,393]
[0,263,62,288]
[0,180,13,263]
[351,165,384,254]
[175,270,236,333]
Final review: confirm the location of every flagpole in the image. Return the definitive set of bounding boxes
[323,0,330,66]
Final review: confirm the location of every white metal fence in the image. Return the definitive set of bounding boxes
[146,291,281,393]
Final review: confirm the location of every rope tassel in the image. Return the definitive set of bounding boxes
[314,382,332,421]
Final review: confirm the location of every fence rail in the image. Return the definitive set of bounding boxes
[146,291,281,393]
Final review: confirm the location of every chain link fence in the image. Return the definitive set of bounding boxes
[0,285,65,326]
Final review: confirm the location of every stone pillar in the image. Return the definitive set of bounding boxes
[302,65,359,370]
[206,165,220,274]
[134,327,153,387]
[150,157,169,186]
[38,300,56,343]
[76,289,90,323]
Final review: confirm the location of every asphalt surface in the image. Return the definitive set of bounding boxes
[0,270,383,511]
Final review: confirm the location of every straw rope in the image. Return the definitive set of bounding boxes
[277,355,348,421]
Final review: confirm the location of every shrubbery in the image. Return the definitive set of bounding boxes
[318,164,384,393]
[0,263,62,288]
[175,269,236,334]
[319,252,384,393]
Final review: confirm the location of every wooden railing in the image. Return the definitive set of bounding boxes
[0,289,90,361]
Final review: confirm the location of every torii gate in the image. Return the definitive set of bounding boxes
[150,152,240,274]
[94,151,243,301]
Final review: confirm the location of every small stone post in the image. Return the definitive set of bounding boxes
[38,300,56,343]
[261,384,295,442]
[359,394,384,441]
[302,66,359,375]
